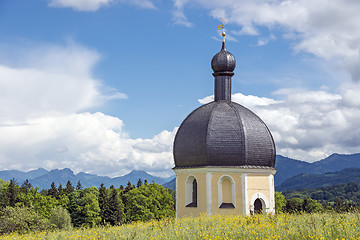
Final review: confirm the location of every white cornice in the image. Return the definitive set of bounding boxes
[173,167,276,175]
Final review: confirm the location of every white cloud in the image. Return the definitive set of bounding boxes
[49,0,114,11]
[0,42,126,122]
[0,112,176,177]
[257,40,267,46]
[199,88,360,162]
[119,0,155,9]
[173,0,360,81]
[171,0,194,27]
[48,0,155,11]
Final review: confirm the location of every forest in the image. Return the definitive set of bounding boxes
[0,178,174,234]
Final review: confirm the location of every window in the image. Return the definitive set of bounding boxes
[186,176,197,207]
[218,175,235,208]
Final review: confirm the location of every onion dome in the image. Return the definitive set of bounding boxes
[211,33,236,76]
[173,31,276,169]
[174,101,276,168]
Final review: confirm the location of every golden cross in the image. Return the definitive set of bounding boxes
[218,18,226,42]
[218,18,226,30]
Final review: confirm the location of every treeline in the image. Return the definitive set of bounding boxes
[276,190,359,214]
[282,182,360,205]
[0,178,174,235]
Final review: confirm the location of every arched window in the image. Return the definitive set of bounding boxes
[250,193,269,214]
[186,176,197,207]
[218,175,235,208]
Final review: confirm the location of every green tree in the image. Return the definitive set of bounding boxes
[48,182,58,199]
[302,198,323,213]
[68,187,101,227]
[0,179,10,207]
[76,180,82,190]
[21,179,32,193]
[98,183,110,225]
[16,187,60,219]
[121,181,135,206]
[8,178,19,207]
[275,192,286,213]
[107,185,124,225]
[58,183,64,196]
[285,198,303,213]
[124,183,174,222]
[65,180,75,194]
[0,206,49,234]
[49,206,72,230]
[137,179,143,188]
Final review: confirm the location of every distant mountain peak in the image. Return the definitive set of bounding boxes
[48,168,74,178]
[129,169,146,173]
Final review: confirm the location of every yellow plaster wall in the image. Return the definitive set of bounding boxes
[176,172,207,218]
[210,173,243,215]
[247,174,270,208]
[222,179,232,203]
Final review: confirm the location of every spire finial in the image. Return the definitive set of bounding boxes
[218,18,226,44]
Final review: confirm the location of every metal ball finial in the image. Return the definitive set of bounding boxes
[222,32,226,42]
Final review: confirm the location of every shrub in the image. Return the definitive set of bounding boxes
[0,206,49,234]
[49,206,72,230]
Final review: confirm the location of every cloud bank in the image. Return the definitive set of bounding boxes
[0,41,174,177]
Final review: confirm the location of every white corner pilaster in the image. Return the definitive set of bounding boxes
[269,174,275,214]
[241,173,248,214]
[175,175,178,218]
[206,172,212,216]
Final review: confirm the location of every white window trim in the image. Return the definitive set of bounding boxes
[185,175,197,206]
[218,175,236,208]
[250,193,269,214]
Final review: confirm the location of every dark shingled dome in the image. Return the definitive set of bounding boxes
[173,101,276,168]
[173,38,276,169]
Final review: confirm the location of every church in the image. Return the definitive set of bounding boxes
[173,32,276,217]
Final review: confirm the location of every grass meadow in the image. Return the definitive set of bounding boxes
[2,212,360,240]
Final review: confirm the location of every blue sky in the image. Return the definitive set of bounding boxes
[1,0,360,177]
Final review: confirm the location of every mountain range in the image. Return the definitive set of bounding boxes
[276,168,360,191]
[0,168,174,190]
[1,153,359,191]
[274,153,360,186]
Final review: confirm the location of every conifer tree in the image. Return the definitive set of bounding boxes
[98,183,110,225]
[8,178,18,207]
[137,179,143,188]
[65,180,74,194]
[21,179,32,193]
[76,180,82,190]
[48,182,58,199]
[120,181,134,206]
[0,179,10,207]
[108,185,123,225]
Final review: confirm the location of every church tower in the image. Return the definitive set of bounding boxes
[173,32,276,217]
